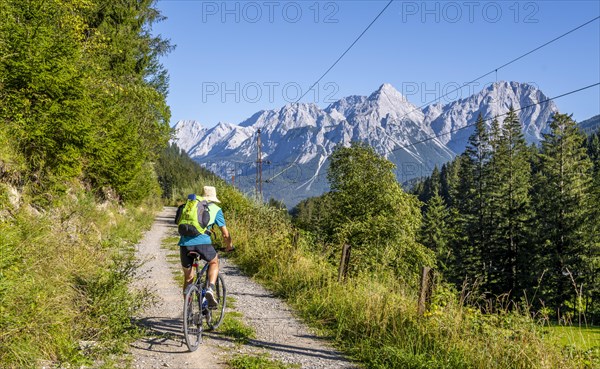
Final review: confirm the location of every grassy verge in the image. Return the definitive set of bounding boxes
[0,184,159,368]
[220,311,255,344]
[228,353,299,369]
[161,234,184,287]
[543,325,599,350]
[542,324,599,366]
[210,186,597,369]
[217,307,298,369]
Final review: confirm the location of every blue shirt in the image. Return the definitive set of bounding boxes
[178,208,226,246]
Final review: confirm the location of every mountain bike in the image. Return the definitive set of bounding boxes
[182,251,227,352]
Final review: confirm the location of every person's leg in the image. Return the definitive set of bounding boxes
[180,247,195,295]
[197,245,219,308]
[196,244,218,287]
[207,255,219,286]
[182,266,195,294]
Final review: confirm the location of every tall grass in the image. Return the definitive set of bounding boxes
[0,183,158,368]
[212,189,595,369]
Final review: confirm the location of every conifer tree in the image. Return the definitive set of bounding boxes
[419,166,441,204]
[486,108,532,296]
[584,132,600,318]
[451,115,490,285]
[533,113,593,317]
[440,164,450,205]
[485,117,503,287]
[587,132,600,167]
[420,193,451,272]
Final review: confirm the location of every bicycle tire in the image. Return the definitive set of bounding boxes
[206,273,226,330]
[183,284,202,351]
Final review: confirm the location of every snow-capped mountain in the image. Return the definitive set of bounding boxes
[172,120,207,152]
[173,82,558,206]
[428,81,557,152]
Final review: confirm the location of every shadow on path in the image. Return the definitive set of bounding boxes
[131,316,189,354]
[154,214,177,228]
[207,333,346,362]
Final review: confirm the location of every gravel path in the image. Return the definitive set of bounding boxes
[218,259,358,369]
[130,207,225,369]
[130,207,358,369]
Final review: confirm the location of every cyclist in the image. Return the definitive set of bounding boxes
[179,186,233,308]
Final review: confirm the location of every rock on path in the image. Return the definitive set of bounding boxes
[130,207,358,368]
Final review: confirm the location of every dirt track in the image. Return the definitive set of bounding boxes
[129,207,357,369]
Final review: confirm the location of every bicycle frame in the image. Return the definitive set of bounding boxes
[183,252,226,352]
[191,256,211,313]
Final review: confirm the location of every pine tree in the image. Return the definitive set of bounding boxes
[451,115,490,286]
[420,193,451,272]
[419,166,441,204]
[486,108,532,297]
[485,117,503,289]
[584,132,600,319]
[584,168,600,320]
[533,113,594,318]
[587,132,600,169]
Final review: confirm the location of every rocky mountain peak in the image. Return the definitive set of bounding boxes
[172,120,206,152]
[173,81,558,205]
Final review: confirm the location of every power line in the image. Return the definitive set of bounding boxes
[260,82,600,190]
[265,162,297,183]
[290,15,599,172]
[492,16,599,76]
[389,15,600,126]
[228,14,599,191]
[390,82,600,152]
[295,0,394,103]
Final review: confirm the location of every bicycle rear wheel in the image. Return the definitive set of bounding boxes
[183,284,202,351]
[205,273,226,330]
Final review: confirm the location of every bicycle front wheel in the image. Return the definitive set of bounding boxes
[183,284,202,351]
[206,273,226,330]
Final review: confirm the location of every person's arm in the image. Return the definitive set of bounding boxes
[220,225,234,251]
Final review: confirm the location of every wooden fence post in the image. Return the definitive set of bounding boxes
[418,266,434,316]
[338,244,351,282]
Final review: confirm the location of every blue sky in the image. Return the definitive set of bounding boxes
[152,0,600,127]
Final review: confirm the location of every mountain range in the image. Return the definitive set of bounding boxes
[579,114,600,135]
[173,81,558,206]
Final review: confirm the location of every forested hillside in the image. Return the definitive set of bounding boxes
[0,1,174,367]
[155,142,219,202]
[579,115,600,135]
[0,0,171,203]
[293,113,600,325]
[411,112,600,323]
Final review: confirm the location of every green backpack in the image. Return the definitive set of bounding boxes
[177,197,211,237]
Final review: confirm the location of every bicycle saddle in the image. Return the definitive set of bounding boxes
[187,251,201,258]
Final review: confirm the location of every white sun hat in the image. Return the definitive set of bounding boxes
[203,186,220,203]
